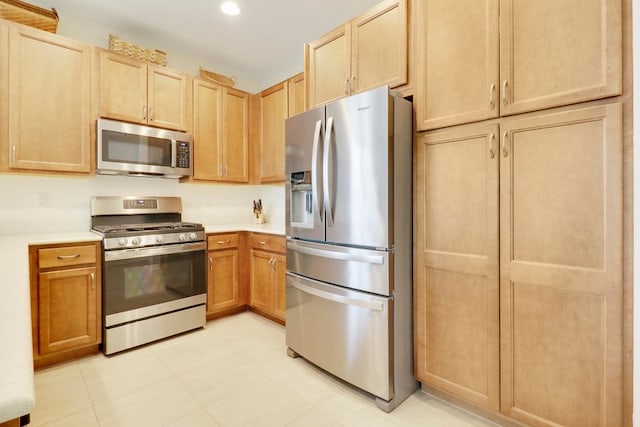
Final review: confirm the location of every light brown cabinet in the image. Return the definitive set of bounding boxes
[414,103,623,426]
[206,233,243,316]
[192,78,249,182]
[257,81,288,183]
[249,233,286,323]
[287,73,305,117]
[29,241,101,368]
[415,0,621,131]
[99,50,190,131]
[414,121,500,411]
[305,0,407,108]
[1,22,92,173]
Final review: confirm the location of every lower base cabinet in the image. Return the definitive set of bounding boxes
[414,103,623,426]
[29,241,101,368]
[249,233,286,323]
[206,233,245,317]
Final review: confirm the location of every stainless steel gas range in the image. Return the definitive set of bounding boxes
[91,196,206,355]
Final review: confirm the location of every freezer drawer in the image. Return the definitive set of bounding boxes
[287,239,392,296]
[286,272,393,401]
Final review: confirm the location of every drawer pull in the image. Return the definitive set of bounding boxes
[90,273,95,291]
[57,254,81,260]
[209,256,214,271]
[217,240,231,245]
[258,241,267,245]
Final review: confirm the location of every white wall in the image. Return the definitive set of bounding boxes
[0,174,284,235]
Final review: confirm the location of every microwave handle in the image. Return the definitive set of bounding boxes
[171,139,177,168]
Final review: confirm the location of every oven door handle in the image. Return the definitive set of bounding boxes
[104,242,206,261]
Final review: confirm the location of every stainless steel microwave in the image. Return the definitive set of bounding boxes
[96,119,193,178]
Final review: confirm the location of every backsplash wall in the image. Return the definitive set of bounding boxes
[0,174,284,235]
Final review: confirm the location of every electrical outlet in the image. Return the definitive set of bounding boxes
[36,192,48,208]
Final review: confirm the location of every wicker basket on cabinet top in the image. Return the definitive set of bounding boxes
[0,0,58,32]
[108,34,167,66]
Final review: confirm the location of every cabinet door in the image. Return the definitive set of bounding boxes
[415,0,499,131]
[207,249,239,314]
[351,0,407,94]
[287,73,305,117]
[99,51,147,125]
[222,87,249,182]
[193,79,223,180]
[148,65,189,131]
[38,267,99,355]
[499,104,622,426]
[250,250,275,314]
[414,122,500,410]
[273,254,286,321]
[500,0,621,115]
[8,25,92,173]
[306,24,351,108]
[259,82,287,183]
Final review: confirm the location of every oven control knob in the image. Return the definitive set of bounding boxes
[156,235,164,243]
[117,238,128,247]
[189,232,198,240]
[179,233,188,241]
[131,237,142,245]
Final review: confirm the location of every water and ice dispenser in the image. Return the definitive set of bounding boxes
[290,171,313,227]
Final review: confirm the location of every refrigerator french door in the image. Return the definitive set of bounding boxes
[285,86,416,412]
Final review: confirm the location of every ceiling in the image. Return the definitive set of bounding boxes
[27,0,382,92]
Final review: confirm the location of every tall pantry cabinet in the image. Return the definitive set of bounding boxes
[413,0,626,426]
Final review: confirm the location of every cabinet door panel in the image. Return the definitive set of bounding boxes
[500,0,621,115]
[250,250,274,313]
[414,122,499,410]
[38,267,98,355]
[99,51,147,125]
[9,26,92,172]
[500,104,622,426]
[307,24,350,108]
[273,254,286,321]
[207,249,239,313]
[259,83,287,183]
[287,73,305,117]
[193,79,223,180]
[351,0,407,94]
[222,88,249,182]
[416,0,499,131]
[148,66,189,131]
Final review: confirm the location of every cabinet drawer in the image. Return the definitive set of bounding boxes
[249,233,285,253]
[38,245,97,269]
[207,233,239,250]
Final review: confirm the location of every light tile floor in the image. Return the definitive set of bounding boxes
[31,312,498,427]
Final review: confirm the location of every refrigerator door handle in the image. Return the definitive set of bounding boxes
[323,116,335,227]
[288,274,385,311]
[288,241,385,265]
[311,119,324,225]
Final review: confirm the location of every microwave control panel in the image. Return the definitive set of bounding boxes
[176,142,190,168]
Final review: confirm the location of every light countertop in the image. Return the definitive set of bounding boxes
[203,223,284,235]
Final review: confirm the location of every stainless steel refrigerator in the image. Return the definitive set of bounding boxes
[285,85,416,411]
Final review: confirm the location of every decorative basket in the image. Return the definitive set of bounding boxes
[108,34,167,66]
[0,0,58,33]
[199,67,236,87]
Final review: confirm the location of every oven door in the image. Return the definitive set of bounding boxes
[103,241,206,327]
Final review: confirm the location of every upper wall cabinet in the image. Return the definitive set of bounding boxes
[1,22,92,173]
[305,0,408,108]
[99,50,190,131]
[192,78,249,182]
[416,0,622,131]
[287,73,305,117]
[258,81,288,183]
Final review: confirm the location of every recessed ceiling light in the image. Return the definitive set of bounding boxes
[220,1,241,16]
